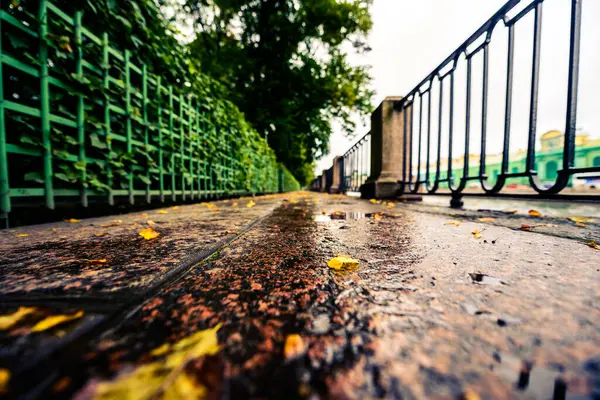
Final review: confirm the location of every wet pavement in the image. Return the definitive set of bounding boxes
[0,192,598,399]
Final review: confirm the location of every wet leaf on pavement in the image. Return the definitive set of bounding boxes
[246,200,256,208]
[520,224,532,231]
[445,220,461,226]
[31,310,84,332]
[0,369,9,394]
[157,210,169,214]
[283,334,306,361]
[327,256,359,272]
[65,218,80,223]
[139,228,159,240]
[0,307,37,331]
[472,230,482,239]
[369,199,377,204]
[568,216,594,223]
[587,241,599,250]
[91,325,220,399]
[528,210,541,217]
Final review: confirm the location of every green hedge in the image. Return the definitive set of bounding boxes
[0,0,299,216]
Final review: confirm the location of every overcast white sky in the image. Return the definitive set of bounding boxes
[315,0,600,174]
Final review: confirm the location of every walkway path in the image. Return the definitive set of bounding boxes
[0,192,598,399]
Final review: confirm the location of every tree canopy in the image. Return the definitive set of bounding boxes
[168,0,374,184]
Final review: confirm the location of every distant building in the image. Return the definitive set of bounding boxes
[421,130,600,186]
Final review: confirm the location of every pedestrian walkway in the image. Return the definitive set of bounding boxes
[0,192,598,399]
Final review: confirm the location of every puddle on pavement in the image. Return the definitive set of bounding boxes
[468,273,506,285]
[314,212,368,222]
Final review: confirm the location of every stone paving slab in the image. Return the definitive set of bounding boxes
[0,192,598,399]
[0,196,280,298]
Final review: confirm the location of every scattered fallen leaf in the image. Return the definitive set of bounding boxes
[587,241,599,250]
[504,210,518,214]
[31,310,84,332]
[94,325,221,399]
[575,222,587,228]
[372,213,383,221]
[15,233,30,238]
[528,209,541,217]
[139,228,159,240]
[387,203,395,209]
[477,218,495,223]
[93,232,107,237]
[0,368,9,394]
[157,210,168,214]
[283,334,306,360]
[112,219,123,224]
[568,216,594,223]
[52,376,71,393]
[232,202,238,207]
[84,259,107,264]
[65,218,80,223]
[0,307,37,331]
[246,200,256,208]
[520,224,532,231]
[472,230,482,239]
[462,389,481,400]
[141,213,149,218]
[445,220,461,226]
[327,255,359,272]
[146,220,156,226]
[369,199,377,204]
[170,206,180,210]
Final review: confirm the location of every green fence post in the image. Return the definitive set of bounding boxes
[102,32,113,205]
[74,11,87,207]
[179,93,185,201]
[142,64,150,203]
[169,86,175,201]
[38,0,54,209]
[124,50,134,205]
[188,95,194,200]
[0,14,11,220]
[156,77,164,202]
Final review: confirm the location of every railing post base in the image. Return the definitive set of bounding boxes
[360,180,399,199]
[450,195,464,209]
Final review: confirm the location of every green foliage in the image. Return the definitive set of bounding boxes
[2,0,299,201]
[174,0,375,183]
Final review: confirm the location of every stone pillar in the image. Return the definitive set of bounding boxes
[320,170,328,192]
[329,156,342,193]
[360,96,415,199]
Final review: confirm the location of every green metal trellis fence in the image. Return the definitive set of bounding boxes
[0,0,299,225]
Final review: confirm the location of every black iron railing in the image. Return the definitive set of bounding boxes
[321,0,599,203]
[395,0,598,202]
[343,132,371,192]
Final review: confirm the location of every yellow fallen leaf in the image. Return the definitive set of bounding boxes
[0,307,37,330]
[139,228,159,240]
[445,220,461,226]
[93,232,107,237]
[372,213,383,221]
[170,206,180,210]
[575,222,587,228]
[520,224,532,231]
[65,218,80,223]
[84,259,107,264]
[472,230,482,239]
[246,200,256,208]
[146,220,156,226]
[112,219,123,224]
[141,213,149,218]
[16,233,30,238]
[528,209,541,217]
[0,368,9,394]
[477,218,495,223]
[588,241,599,250]
[327,255,359,271]
[31,310,84,332]
[95,325,221,399]
[232,202,239,207]
[568,216,594,223]
[157,210,168,214]
[283,334,306,360]
[387,203,395,209]
[369,199,377,204]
